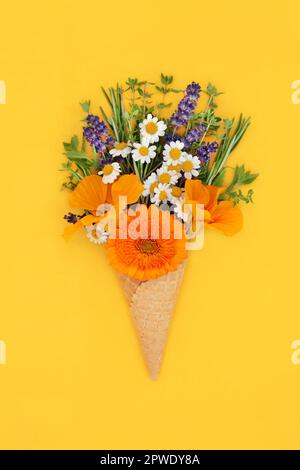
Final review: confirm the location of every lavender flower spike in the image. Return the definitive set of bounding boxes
[197,141,218,164]
[64,212,80,224]
[170,82,201,127]
[186,82,201,100]
[183,123,206,147]
[83,114,114,154]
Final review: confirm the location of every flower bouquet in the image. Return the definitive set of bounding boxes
[61,74,258,379]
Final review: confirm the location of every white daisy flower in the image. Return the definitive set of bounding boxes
[163,140,185,165]
[156,166,179,185]
[151,183,172,206]
[86,223,109,245]
[139,114,167,143]
[142,172,158,196]
[181,154,201,179]
[132,140,156,163]
[109,141,131,159]
[98,161,121,184]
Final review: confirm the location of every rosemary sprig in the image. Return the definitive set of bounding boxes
[206,114,251,185]
[100,85,129,142]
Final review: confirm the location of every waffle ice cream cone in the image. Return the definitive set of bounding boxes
[118,263,185,380]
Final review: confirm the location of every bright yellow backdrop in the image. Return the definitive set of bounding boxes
[0,0,299,450]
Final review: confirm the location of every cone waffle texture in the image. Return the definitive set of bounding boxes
[118,263,185,380]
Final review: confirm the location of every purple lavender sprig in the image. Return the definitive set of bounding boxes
[183,123,206,147]
[197,141,218,165]
[170,82,201,127]
[63,212,83,224]
[83,114,114,154]
[164,132,183,144]
[186,82,201,100]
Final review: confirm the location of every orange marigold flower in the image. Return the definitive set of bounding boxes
[106,206,187,281]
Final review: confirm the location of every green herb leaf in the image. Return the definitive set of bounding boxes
[80,101,90,113]
[63,135,79,152]
[161,73,173,85]
[227,189,255,205]
[230,164,259,186]
[64,150,93,167]
[212,167,226,186]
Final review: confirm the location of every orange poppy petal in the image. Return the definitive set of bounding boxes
[111,174,143,205]
[79,214,101,226]
[105,184,113,204]
[69,175,107,211]
[63,214,104,240]
[207,201,243,235]
[205,185,224,212]
[204,209,212,222]
[185,180,210,206]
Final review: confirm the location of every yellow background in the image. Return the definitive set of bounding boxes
[0,0,299,450]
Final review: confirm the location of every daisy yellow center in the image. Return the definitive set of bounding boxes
[103,164,113,175]
[150,181,158,192]
[159,173,171,184]
[145,122,158,135]
[115,142,127,150]
[159,190,167,201]
[135,239,160,255]
[139,146,149,156]
[172,186,182,198]
[169,148,181,160]
[169,163,181,172]
[182,160,193,172]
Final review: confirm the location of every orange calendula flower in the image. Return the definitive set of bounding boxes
[184,179,243,236]
[106,206,187,281]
